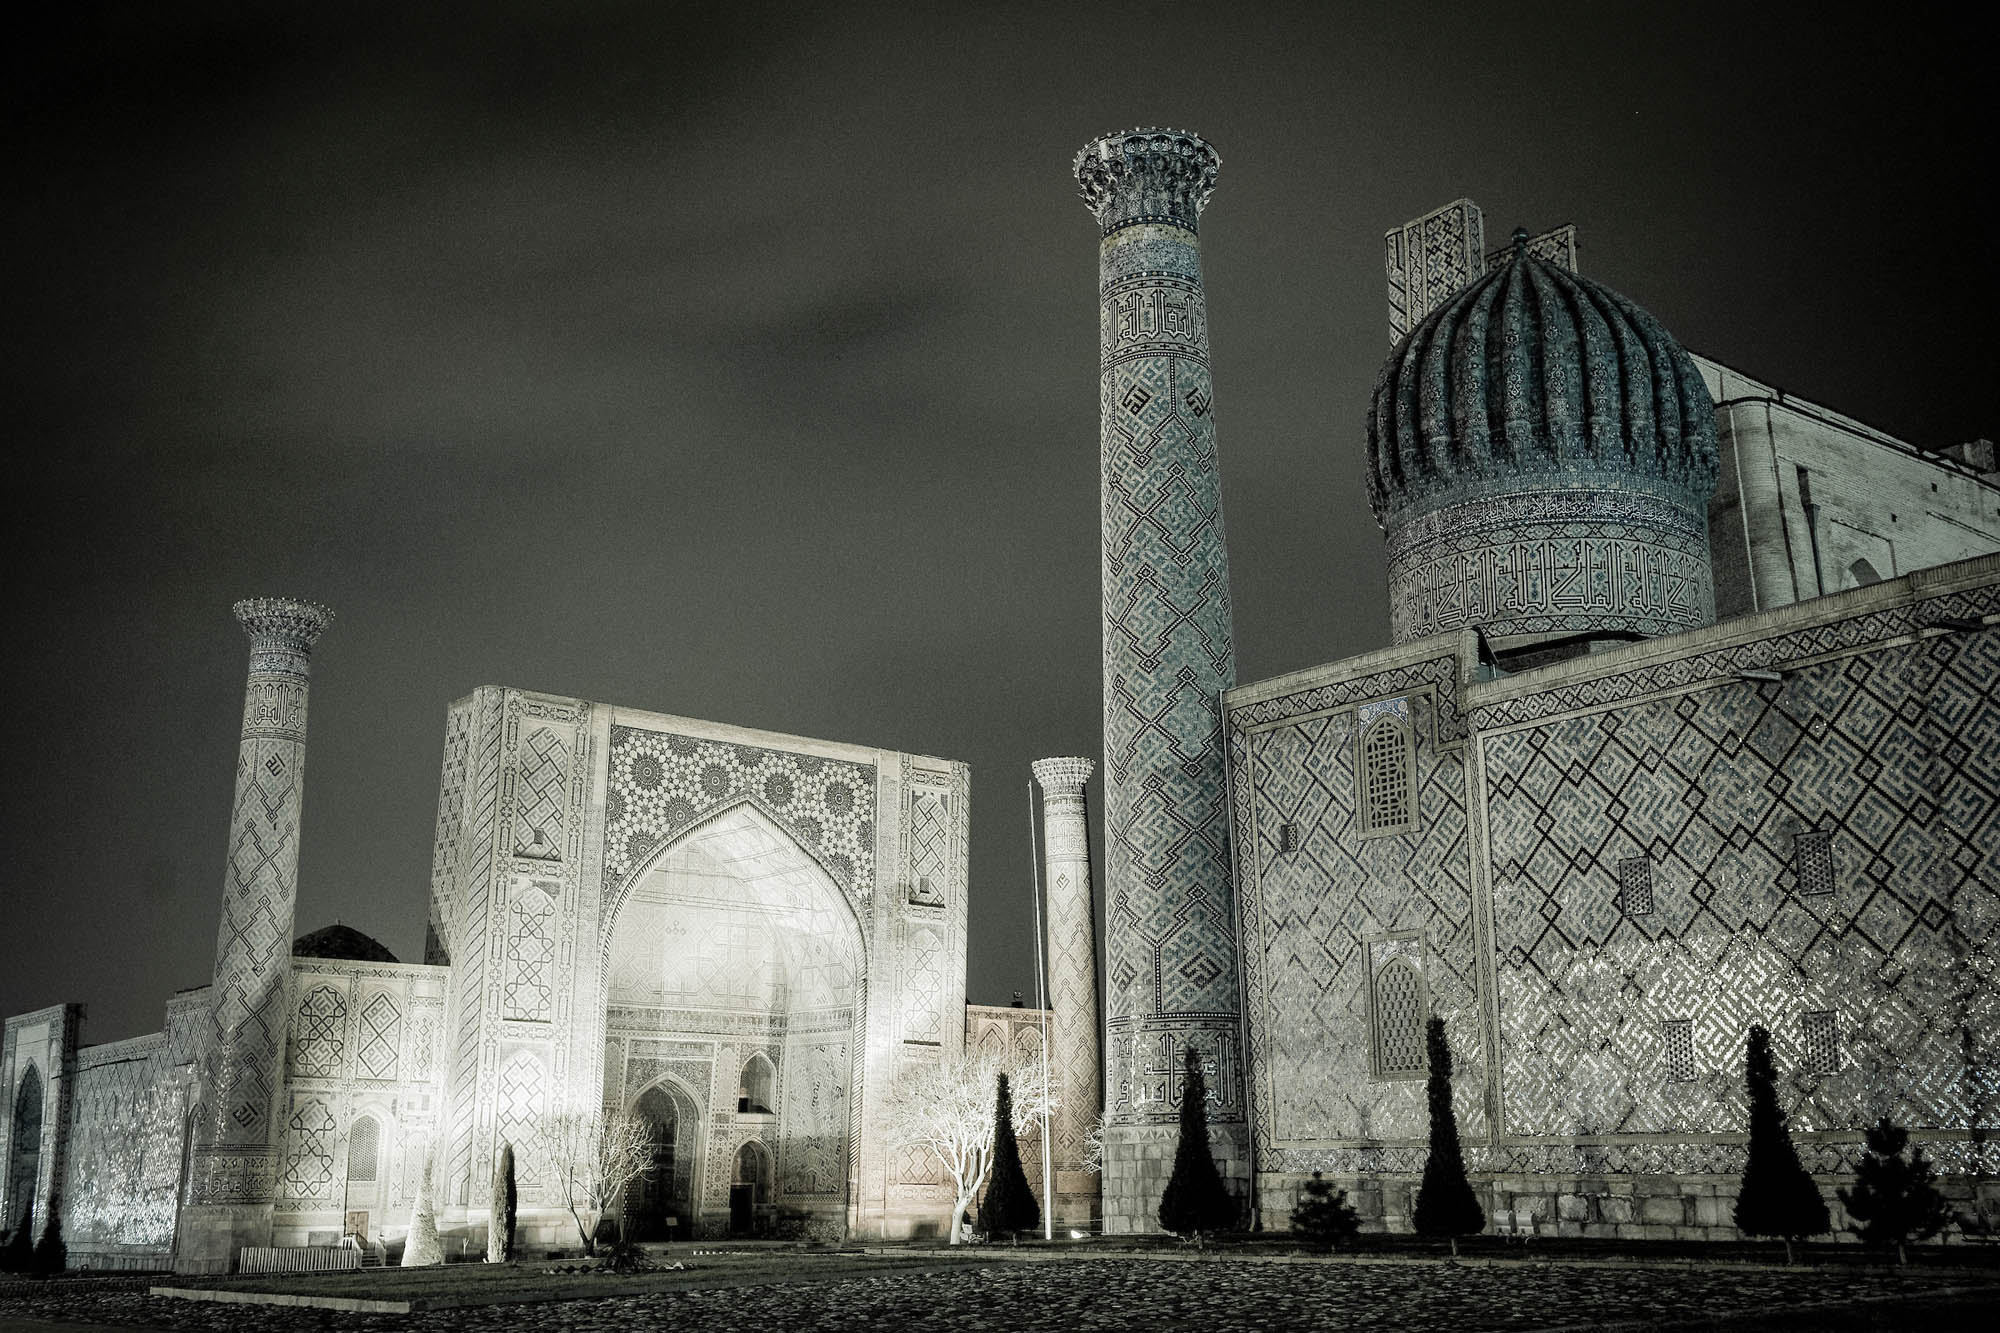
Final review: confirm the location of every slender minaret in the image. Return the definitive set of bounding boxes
[1031,756,1102,1226]
[179,598,332,1273]
[1074,129,1246,1233]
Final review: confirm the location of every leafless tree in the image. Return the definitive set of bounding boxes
[531,1110,654,1255]
[881,1052,1054,1244]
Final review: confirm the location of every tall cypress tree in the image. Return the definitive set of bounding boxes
[488,1141,518,1262]
[1733,1024,1830,1262]
[978,1072,1039,1240]
[1157,1048,1235,1241]
[1412,1016,1484,1255]
[30,1209,64,1276]
[0,1206,32,1273]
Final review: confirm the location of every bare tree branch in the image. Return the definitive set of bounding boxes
[880,1052,1054,1244]
[530,1110,653,1255]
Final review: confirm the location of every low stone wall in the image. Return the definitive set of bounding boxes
[1254,1171,2000,1244]
[1104,1124,1253,1236]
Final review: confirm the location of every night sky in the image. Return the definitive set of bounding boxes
[5,2,1994,1042]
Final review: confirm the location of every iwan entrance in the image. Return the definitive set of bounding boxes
[603,802,861,1239]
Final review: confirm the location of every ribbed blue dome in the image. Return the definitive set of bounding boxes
[1364,235,1721,647]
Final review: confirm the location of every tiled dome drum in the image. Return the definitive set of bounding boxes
[1365,233,1720,646]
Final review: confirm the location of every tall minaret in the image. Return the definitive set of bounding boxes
[1031,756,1102,1227]
[179,597,332,1273]
[1074,129,1246,1233]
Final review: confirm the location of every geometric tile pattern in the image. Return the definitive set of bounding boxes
[512,726,569,860]
[1485,622,2000,1140]
[605,725,876,910]
[1384,199,1485,346]
[1081,132,1241,1139]
[289,985,347,1080]
[278,1099,336,1203]
[496,1052,545,1189]
[1228,668,1487,1171]
[356,992,401,1081]
[901,927,942,1043]
[502,887,555,1022]
[907,790,949,907]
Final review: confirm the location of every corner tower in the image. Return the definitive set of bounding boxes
[179,597,332,1273]
[1075,129,1246,1232]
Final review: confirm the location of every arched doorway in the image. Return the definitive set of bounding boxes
[342,1113,384,1241]
[731,1141,772,1236]
[624,1083,697,1241]
[603,800,866,1239]
[6,1067,42,1231]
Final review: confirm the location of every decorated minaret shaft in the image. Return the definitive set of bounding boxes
[180,597,332,1272]
[1031,756,1103,1225]
[1074,129,1246,1232]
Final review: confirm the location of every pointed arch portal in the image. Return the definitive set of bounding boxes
[604,800,864,1238]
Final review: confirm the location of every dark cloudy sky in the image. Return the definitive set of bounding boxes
[4,1,1994,1042]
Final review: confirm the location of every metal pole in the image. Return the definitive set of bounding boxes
[1028,780,1054,1240]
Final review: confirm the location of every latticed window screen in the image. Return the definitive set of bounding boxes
[1373,959,1425,1075]
[1619,856,1654,915]
[1794,829,1835,896]
[1278,821,1299,855]
[1662,1019,1696,1082]
[346,1116,379,1182]
[1359,717,1414,834]
[1802,1011,1841,1074]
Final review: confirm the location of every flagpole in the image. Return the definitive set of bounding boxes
[1028,780,1054,1240]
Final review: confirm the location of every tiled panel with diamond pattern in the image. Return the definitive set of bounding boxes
[1486,627,2000,1139]
[1232,672,1488,1171]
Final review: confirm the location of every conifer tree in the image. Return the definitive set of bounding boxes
[30,1210,64,1276]
[1733,1024,1830,1262]
[1412,1016,1485,1255]
[1157,1048,1235,1242]
[402,1152,443,1267]
[0,1206,31,1273]
[488,1141,518,1263]
[976,1072,1039,1240]
[1838,1118,1949,1265]
[1290,1171,1361,1252]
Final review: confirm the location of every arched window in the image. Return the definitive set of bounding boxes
[1848,558,1883,587]
[739,1053,775,1114]
[1371,958,1426,1077]
[1357,713,1416,836]
[347,1115,380,1183]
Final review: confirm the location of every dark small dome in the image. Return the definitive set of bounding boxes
[1364,237,1721,647]
[292,924,398,964]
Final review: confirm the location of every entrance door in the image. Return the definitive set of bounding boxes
[625,1086,687,1241]
[729,1183,753,1235]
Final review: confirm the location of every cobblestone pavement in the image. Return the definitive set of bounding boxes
[3,1259,1998,1333]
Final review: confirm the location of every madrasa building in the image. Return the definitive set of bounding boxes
[6,127,1999,1270]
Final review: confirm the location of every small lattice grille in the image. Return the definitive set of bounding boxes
[1619,856,1654,915]
[1278,822,1299,854]
[1662,1019,1696,1082]
[1374,960,1425,1074]
[346,1116,379,1182]
[1802,1011,1841,1074]
[1794,829,1835,895]
[1360,717,1413,834]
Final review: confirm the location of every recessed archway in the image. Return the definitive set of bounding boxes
[604,801,865,1239]
[6,1066,42,1229]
